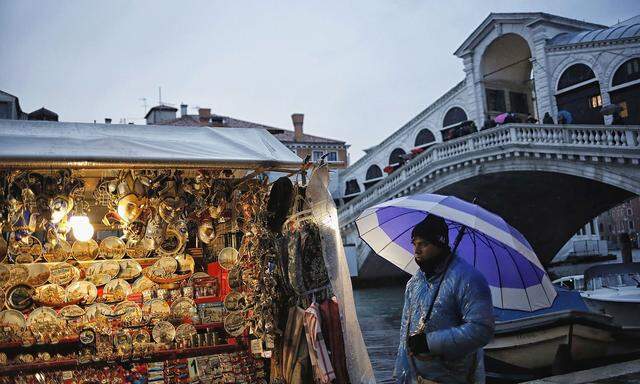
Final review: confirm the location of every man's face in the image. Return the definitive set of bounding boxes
[413,236,443,268]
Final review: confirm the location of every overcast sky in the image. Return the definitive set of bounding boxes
[1,1,637,161]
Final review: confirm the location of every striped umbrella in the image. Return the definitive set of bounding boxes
[356,193,556,311]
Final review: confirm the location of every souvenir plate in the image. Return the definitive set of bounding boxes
[84,303,113,321]
[59,304,86,319]
[26,307,59,328]
[170,297,196,319]
[125,239,149,259]
[86,273,112,287]
[86,260,120,279]
[132,329,150,345]
[152,321,175,344]
[142,298,170,323]
[157,256,178,275]
[35,284,67,307]
[71,239,99,261]
[26,263,50,287]
[48,262,75,286]
[44,239,71,263]
[113,300,143,327]
[99,236,126,260]
[175,323,197,342]
[9,236,42,263]
[218,247,238,270]
[223,291,246,312]
[175,253,195,275]
[103,278,131,303]
[66,281,98,305]
[118,259,142,280]
[0,309,26,330]
[223,312,246,337]
[79,328,95,345]
[0,264,9,286]
[131,275,158,293]
[9,264,29,284]
[5,284,34,312]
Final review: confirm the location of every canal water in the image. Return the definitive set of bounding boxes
[353,283,406,383]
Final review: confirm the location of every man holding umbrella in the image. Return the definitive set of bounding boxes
[393,214,495,383]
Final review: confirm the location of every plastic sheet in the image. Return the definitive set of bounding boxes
[0,120,301,170]
[307,165,375,384]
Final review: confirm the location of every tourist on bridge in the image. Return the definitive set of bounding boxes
[393,215,495,384]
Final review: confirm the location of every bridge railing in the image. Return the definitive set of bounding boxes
[338,124,640,225]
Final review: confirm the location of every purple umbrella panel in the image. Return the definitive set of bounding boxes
[356,194,557,311]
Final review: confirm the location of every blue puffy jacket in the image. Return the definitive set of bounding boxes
[393,254,495,383]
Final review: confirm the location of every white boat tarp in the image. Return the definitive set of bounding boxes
[0,120,302,170]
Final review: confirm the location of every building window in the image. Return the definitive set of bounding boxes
[589,95,602,109]
[443,107,468,127]
[612,57,640,87]
[414,129,436,147]
[0,102,11,119]
[344,179,361,196]
[627,208,633,216]
[557,63,596,91]
[388,148,406,165]
[486,89,506,112]
[509,92,529,114]
[365,165,383,180]
[325,151,338,162]
[630,221,635,230]
[312,150,324,161]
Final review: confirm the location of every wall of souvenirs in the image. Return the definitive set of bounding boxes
[0,168,350,384]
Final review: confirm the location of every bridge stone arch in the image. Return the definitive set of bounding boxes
[413,159,638,264]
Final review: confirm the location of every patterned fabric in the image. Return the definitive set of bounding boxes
[319,297,350,384]
[282,307,311,383]
[394,255,495,384]
[286,219,330,295]
[304,303,335,384]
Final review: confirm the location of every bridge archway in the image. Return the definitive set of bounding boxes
[388,148,406,166]
[480,33,533,120]
[555,63,604,124]
[414,160,638,265]
[610,57,640,124]
[414,129,436,147]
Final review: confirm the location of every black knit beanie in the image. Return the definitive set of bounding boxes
[411,214,449,248]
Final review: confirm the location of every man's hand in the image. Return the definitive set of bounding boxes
[407,332,430,355]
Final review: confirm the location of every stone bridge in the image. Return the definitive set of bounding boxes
[338,123,640,276]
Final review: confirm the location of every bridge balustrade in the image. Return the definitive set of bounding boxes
[338,123,640,227]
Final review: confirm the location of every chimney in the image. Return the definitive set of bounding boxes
[180,104,188,117]
[198,108,211,122]
[292,113,304,142]
[105,118,112,124]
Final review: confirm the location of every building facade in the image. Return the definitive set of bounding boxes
[146,104,349,171]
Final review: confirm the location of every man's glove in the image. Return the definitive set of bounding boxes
[407,332,430,355]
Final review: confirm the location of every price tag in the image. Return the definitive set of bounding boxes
[250,338,263,354]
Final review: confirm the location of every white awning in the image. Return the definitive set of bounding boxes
[0,120,302,170]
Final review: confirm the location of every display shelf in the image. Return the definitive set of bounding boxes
[0,343,244,376]
[0,335,79,351]
[194,322,223,331]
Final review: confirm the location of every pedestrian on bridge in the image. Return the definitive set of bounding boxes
[393,215,494,384]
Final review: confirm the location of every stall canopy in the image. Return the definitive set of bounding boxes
[0,120,302,170]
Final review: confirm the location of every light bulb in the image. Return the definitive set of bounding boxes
[69,215,94,242]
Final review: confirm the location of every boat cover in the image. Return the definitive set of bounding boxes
[494,287,589,322]
[0,120,302,170]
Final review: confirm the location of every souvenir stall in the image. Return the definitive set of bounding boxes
[0,121,375,384]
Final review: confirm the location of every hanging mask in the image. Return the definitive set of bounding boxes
[117,194,145,224]
[49,195,74,224]
[197,220,215,244]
